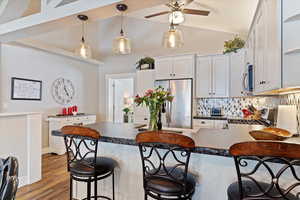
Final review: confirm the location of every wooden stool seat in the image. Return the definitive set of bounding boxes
[228,141,300,200]
[62,126,116,200]
[228,181,299,200]
[136,131,196,200]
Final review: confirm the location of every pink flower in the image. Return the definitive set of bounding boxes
[145,89,153,97]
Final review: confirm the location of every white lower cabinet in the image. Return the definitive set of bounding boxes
[196,55,229,98]
[193,119,227,129]
[48,115,96,155]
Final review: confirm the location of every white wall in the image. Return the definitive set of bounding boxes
[0,44,99,148]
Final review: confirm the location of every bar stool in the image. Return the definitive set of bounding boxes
[0,157,19,200]
[62,126,117,200]
[228,141,300,200]
[136,131,196,200]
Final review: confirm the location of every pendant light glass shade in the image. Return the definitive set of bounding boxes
[75,15,92,59]
[162,25,184,48]
[75,38,92,59]
[113,4,131,55]
[113,32,131,55]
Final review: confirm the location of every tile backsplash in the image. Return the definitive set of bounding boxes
[195,93,300,132]
[195,96,279,117]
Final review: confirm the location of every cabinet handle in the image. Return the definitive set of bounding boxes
[170,74,172,77]
[201,121,206,124]
[262,81,266,84]
[73,122,83,126]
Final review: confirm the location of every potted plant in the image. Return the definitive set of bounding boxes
[134,86,173,131]
[123,107,131,123]
[136,57,155,70]
[223,36,245,54]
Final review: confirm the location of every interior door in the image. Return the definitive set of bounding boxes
[155,57,173,80]
[196,56,212,97]
[212,55,229,97]
[172,55,194,79]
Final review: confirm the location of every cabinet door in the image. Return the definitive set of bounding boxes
[230,50,246,97]
[254,3,267,93]
[264,0,281,91]
[155,57,173,80]
[212,55,229,97]
[135,70,155,124]
[196,56,212,97]
[172,55,194,79]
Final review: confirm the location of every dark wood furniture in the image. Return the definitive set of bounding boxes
[0,157,19,200]
[136,131,196,200]
[62,126,117,200]
[228,141,300,200]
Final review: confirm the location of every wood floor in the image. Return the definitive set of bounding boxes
[16,153,71,200]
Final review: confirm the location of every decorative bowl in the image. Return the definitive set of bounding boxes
[249,127,292,141]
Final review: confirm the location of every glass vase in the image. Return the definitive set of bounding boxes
[148,105,159,131]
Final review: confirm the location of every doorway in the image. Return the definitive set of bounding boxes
[106,74,135,123]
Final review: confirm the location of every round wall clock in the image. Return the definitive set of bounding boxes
[51,78,75,105]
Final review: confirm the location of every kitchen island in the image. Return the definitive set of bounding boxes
[52,122,300,200]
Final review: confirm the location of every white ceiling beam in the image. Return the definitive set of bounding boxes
[46,0,65,9]
[0,0,121,43]
[0,0,168,43]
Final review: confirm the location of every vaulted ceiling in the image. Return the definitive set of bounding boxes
[0,0,259,60]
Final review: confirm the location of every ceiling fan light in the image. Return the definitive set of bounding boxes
[168,11,185,24]
[113,35,131,55]
[162,26,184,48]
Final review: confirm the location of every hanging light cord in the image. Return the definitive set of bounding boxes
[120,12,124,36]
[81,20,85,43]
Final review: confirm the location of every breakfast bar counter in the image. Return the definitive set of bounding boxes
[52,122,300,157]
[52,122,300,200]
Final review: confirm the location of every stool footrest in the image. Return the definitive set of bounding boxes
[82,195,112,200]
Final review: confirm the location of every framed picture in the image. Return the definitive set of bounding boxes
[11,77,42,101]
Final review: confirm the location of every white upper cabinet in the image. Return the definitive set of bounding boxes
[196,56,212,97]
[155,57,174,80]
[212,55,230,97]
[230,49,246,97]
[247,0,300,93]
[155,55,194,80]
[282,0,300,87]
[196,55,229,98]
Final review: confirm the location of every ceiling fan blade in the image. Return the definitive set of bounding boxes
[183,9,210,16]
[183,0,193,5]
[145,11,170,18]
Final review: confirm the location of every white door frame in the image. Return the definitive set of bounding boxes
[105,73,136,122]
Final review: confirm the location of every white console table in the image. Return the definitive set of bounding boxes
[47,114,96,155]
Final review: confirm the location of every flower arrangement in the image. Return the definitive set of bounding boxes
[135,86,173,130]
[223,36,245,54]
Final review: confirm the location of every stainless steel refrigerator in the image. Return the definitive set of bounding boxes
[155,79,192,129]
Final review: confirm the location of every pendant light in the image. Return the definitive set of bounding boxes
[162,23,184,48]
[75,15,92,59]
[113,4,131,55]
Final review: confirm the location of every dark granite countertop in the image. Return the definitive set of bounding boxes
[52,122,300,157]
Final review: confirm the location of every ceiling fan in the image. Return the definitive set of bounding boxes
[144,0,210,24]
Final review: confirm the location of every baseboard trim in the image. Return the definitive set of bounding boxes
[18,176,28,188]
[42,147,51,155]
